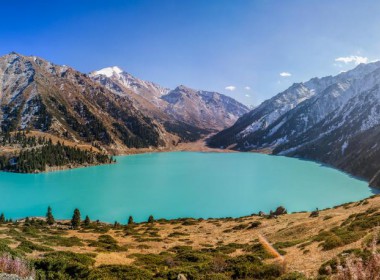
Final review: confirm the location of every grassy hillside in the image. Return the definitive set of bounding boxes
[1,195,380,279]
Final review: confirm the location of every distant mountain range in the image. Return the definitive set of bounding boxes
[209,61,380,187]
[90,66,249,141]
[5,52,380,187]
[0,52,248,152]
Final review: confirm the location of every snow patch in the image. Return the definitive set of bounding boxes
[341,141,348,154]
[93,66,123,78]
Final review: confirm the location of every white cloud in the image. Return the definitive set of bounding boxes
[245,94,250,97]
[335,55,368,65]
[280,72,292,77]
[244,86,251,90]
[225,86,236,91]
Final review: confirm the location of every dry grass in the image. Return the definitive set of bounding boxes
[2,196,380,278]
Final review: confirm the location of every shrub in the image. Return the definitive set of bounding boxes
[248,221,262,229]
[17,240,53,253]
[0,253,35,278]
[88,265,153,280]
[278,271,308,279]
[88,234,126,252]
[228,257,282,279]
[33,251,95,279]
[41,235,84,247]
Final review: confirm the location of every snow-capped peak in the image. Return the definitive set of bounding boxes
[92,66,123,78]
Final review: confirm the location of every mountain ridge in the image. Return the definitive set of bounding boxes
[0,52,173,152]
[209,60,380,187]
[0,52,248,155]
[90,66,249,140]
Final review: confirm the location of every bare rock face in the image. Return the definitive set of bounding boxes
[177,274,187,280]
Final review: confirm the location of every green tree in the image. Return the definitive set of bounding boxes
[0,213,5,224]
[84,215,91,227]
[128,216,134,225]
[46,206,55,225]
[71,208,81,229]
[148,215,154,223]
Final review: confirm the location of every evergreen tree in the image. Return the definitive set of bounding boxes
[71,208,81,229]
[84,215,91,227]
[148,215,154,223]
[0,213,5,224]
[128,216,134,225]
[25,217,30,224]
[46,206,55,225]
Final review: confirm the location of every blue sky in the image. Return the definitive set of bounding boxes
[1,0,380,105]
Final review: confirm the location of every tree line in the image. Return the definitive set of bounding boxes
[0,207,155,229]
[0,132,114,173]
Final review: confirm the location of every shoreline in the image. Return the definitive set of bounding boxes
[2,195,380,277]
[4,194,378,225]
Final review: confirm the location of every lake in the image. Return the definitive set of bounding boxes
[0,152,375,223]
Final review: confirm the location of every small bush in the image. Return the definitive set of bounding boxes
[248,221,262,229]
[88,234,127,252]
[17,240,53,253]
[89,265,153,279]
[0,253,35,278]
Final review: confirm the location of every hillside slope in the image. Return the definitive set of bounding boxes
[0,53,174,152]
[1,196,380,279]
[209,61,380,187]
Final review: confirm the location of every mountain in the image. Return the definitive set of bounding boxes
[90,67,249,140]
[91,66,169,106]
[0,52,173,152]
[209,61,380,187]
[162,85,249,130]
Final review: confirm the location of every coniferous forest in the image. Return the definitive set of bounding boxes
[0,132,114,173]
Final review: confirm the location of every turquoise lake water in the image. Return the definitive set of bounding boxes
[0,152,375,223]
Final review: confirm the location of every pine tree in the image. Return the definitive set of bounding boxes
[71,208,81,229]
[46,206,55,225]
[148,215,154,223]
[128,216,134,225]
[0,213,5,224]
[84,215,91,227]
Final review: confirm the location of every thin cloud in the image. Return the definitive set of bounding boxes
[335,55,368,65]
[245,94,250,97]
[280,72,292,77]
[225,86,236,91]
[244,86,251,90]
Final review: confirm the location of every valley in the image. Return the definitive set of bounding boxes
[2,1,380,279]
[1,52,380,279]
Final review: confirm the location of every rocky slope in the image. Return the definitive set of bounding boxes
[90,67,249,141]
[209,61,380,187]
[162,85,249,131]
[0,53,171,152]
